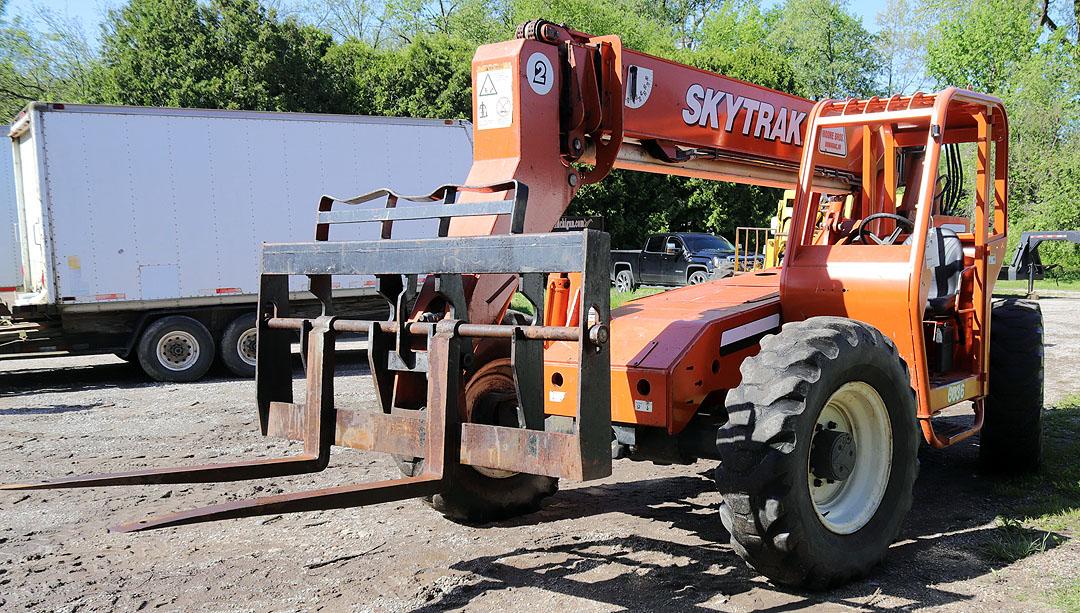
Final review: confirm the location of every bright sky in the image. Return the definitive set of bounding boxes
[7,0,890,39]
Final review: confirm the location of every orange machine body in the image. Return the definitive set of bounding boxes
[442,23,1006,447]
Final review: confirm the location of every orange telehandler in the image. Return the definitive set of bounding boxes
[3,21,1043,588]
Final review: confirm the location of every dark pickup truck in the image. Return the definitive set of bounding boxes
[611,232,759,292]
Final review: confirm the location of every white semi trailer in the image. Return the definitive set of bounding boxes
[0,124,17,305]
[3,103,473,382]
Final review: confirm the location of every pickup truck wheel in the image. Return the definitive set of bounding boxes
[980,298,1044,472]
[614,269,636,293]
[399,359,558,523]
[137,315,215,382]
[220,312,258,378]
[687,270,709,285]
[715,317,919,589]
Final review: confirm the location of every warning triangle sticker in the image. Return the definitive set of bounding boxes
[478,73,497,96]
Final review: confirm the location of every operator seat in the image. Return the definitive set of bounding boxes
[925,227,964,316]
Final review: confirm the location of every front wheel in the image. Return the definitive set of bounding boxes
[614,268,636,293]
[687,270,709,285]
[715,317,919,589]
[400,359,558,522]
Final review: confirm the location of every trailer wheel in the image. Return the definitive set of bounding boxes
[980,298,1044,472]
[614,268,636,293]
[220,312,258,378]
[714,317,919,589]
[137,316,216,382]
[400,359,558,523]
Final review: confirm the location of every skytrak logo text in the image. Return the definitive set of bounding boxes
[681,84,807,146]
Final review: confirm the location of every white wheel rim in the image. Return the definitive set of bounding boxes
[156,331,200,372]
[616,272,631,292]
[808,381,892,534]
[689,273,706,284]
[236,327,258,366]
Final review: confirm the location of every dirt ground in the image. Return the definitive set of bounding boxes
[1,296,1078,612]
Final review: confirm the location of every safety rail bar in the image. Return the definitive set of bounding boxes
[315,180,528,239]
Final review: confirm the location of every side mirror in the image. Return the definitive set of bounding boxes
[664,246,679,255]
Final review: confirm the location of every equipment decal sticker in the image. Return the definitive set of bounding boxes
[818,127,848,156]
[527,52,554,96]
[625,65,653,108]
[476,63,514,130]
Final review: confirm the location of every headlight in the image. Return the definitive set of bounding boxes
[712,256,722,267]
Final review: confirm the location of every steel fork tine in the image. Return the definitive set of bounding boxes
[0,455,323,490]
[110,474,443,532]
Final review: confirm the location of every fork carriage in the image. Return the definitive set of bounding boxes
[2,181,615,531]
[256,180,615,484]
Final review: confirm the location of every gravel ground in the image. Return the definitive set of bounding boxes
[0,295,1078,612]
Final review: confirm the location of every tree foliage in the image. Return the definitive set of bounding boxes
[0,1,93,119]
[90,0,337,112]
[924,0,1080,267]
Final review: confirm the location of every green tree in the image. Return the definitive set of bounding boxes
[0,1,94,119]
[765,0,880,99]
[91,0,339,112]
[923,0,1040,92]
[1001,33,1080,265]
[923,0,1080,268]
[325,33,473,117]
[875,0,926,93]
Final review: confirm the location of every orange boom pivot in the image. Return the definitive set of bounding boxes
[5,20,1037,592]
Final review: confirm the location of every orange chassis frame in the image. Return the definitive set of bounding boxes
[449,24,1008,451]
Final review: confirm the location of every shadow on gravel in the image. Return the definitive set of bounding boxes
[0,351,370,398]
[0,403,105,415]
[416,408,1077,612]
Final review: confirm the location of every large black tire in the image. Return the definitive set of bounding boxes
[136,315,215,382]
[715,317,920,589]
[399,359,557,522]
[220,312,258,378]
[980,298,1044,472]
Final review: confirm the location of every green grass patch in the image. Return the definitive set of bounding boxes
[611,287,666,309]
[982,516,1059,563]
[995,267,1080,293]
[991,395,1080,535]
[509,292,537,316]
[1049,577,1080,613]
[996,279,1080,293]
[508,286,669,317]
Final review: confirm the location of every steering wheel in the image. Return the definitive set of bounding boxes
[856,213,915,245]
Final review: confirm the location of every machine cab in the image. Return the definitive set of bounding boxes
[780,90,1010,445]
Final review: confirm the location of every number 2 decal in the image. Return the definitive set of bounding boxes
[526,52,554,96]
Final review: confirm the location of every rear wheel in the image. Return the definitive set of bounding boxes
[980,298,1044,472]
[220,312,258,378]
[137,316,215,382]
[715,317,919,589]
[400,359,557,522]
[614,268,636,293]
